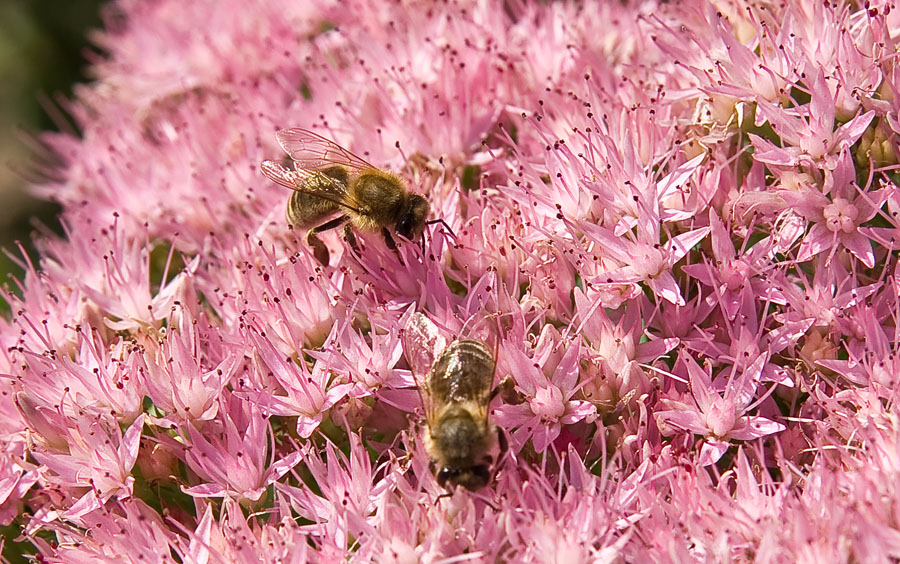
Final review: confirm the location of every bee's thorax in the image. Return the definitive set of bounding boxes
[348,170,405,230]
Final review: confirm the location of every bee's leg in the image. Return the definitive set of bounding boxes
[381,228,397,251]
[307,216,348,265]
[381,228,405,265]
[490,425,509,489]
[489,376,519,404]
[343,223,360,256]
[496,426,508,460]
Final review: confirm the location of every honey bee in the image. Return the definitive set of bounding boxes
[260,128,430,264]
[403,313,508,490]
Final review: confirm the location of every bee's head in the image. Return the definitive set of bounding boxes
[436,464,491,490]
[396,194,429,240]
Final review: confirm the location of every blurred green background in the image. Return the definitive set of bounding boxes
[0,0,103,312]
[1,2,103,556]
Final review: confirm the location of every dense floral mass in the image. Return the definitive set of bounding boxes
[3,0,900,561]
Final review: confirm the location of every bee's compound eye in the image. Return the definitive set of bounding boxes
[472,465,491,487]
[437,467,456,487]
[396,217,414,238]
[397,195,428,239]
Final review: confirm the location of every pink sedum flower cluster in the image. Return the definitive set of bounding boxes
[5,0,900,561]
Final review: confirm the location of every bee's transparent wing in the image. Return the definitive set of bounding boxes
[459,312,500,353]
[402,312,448,425]
[260,159,362,213]
[460,312,503,425]
[275,128,377,173]
[260,160,306,189]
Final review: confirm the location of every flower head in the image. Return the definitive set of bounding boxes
[8,0,900,560]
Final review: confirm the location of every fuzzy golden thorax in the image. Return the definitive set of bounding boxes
[347,170,408,231]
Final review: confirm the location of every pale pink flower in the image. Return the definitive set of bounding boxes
[496,327,596,451]
[0,449,38,526]
[31,414,144,518]
[780,150,887,268]
[656,353,785,465]
[10,328,147,426]
[685,286,810,386]
[181,397,300,502]
[0,247,81,357]
[682,209,785,319]
[751,70,875,171]
[247,329,353,438]
[580,222,709,306]
[142,303,241,426]
[33,499,176,563]
[39,219,196,332]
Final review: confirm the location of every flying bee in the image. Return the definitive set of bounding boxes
[403,313,509,490]
[260,128,430,265]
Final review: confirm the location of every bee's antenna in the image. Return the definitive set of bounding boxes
[426,218,457,241]
[421,219,456,259]
[475,493,500,512]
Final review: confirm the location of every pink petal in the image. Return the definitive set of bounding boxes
[268,452,303,482]
[729,416,785,440]
[553,341,581,392]
[531,424,561,452]
[860,227,900,249]
[836,110,875,147]
[657,154,705,201]
[842,230,875,268]
[683,354,716,410]
[561,401,596,424]
[65,490,102,519]
[698,439,730,466]
[795,224,833,263]
[120,414,145,471]
[0,473,21,505]
[634,337,680,363]
[617,459,651,508]
[649,271,684,306]
[655,409,707,435]
[767,319,815,354]
[809,70,835,134]
[182,483,228,498]
[668,227,711,262]
[297,414,325,438]
[187,505,214,564]
[708,209,735,261]
[816,359,868,386]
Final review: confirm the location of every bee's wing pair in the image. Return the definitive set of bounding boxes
[260,128,376,212]
[273,128,376,171]
[402,313,495,430]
